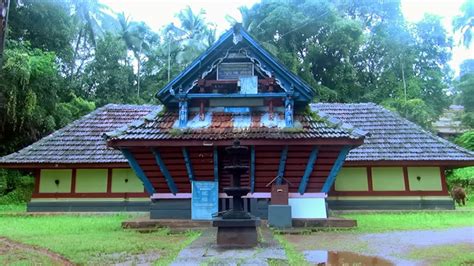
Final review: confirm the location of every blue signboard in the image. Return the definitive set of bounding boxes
[192,181,218,220]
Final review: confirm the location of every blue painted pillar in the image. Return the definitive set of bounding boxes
[276,145,289,185]
[151,148,178,195]
[182,147,194,182]
[213,146,218,182]
[250,145,256,193]
[285,96,294,127]
[298,146,319,194]
[178,98,188,128]
[120,149,156,195]
[321,146,351,193]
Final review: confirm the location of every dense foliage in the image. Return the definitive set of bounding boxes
[0,0,472,202]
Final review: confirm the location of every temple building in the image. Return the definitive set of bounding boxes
[1,25,473,218]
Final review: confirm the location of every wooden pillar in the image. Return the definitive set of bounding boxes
[71,169,77,193]
[276,145,289,185]
[298,146,318,194]
[367,166,373,192]
[403,166,410,192]
[321,146,351,193]
[121,148,156,195]
[151,148,178,195]
[33,169,40,194]
[106,168,113,193]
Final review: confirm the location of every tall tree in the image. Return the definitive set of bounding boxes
[453,0,474,48]
[83,33,135,106]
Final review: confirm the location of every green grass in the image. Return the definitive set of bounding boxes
[341,211,474,233]
[404,244,474,265]
[273,233,309,266]
[0,242,62,266]
[0,213,199,265]
[0,204,26,213]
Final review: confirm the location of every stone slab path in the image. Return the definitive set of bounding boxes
[171,227,286,266]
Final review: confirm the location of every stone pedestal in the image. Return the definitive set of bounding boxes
[268,205,292,228]
[212,217,261,248]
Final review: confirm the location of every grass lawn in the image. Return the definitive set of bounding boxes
[0,204,26,213]
[0,213,199,265]
[404,244,474,265]
[341,211,474,233]
[0,242,61,265]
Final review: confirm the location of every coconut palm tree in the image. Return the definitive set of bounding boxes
[453,0,474,48]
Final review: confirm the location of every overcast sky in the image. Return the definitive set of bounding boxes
[101,0,473,75]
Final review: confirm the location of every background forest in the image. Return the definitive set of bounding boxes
[0,0,473,202]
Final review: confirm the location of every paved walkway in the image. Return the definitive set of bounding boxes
[171,227,286,266]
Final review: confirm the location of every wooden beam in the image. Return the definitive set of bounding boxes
[298,146,318,194]
[213,146,218,182]
[187,92,287,99]
[276,145,289,185]
[120,149,156,195]
[151,148,178,195]
[250,145,256,193]
[109,138,364,148]
[182,147,195,182]
[321,145,351,193]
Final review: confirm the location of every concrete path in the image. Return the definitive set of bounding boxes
[171,227,286,266]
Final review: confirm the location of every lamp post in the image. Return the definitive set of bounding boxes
[0,0,9,67]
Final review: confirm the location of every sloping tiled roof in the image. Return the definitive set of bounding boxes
[0,104,160,165]
[105,109,365,141]
[1,103,473,166]
[313,103,474,162]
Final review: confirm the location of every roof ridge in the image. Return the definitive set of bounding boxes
[103,105,164,139]
[308,104,369,138]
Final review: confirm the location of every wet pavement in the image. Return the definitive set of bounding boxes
[171,227,286,266]
[291,226,474,265]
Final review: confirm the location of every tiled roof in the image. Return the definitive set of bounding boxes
[313,103,474,162]
[0,104,160,164]
[1,103,473,165]
[105,109,366,141]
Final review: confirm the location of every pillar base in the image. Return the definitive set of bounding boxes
[212,217,261,248]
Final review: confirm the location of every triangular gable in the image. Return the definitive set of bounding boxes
[156,24,315,106]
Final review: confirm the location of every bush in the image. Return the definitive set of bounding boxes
[446,166,474,194]
[0,170,34,204]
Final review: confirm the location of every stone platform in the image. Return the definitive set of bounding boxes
[212,217,261,248]
[121,215,356,231]
[122,215,211,231]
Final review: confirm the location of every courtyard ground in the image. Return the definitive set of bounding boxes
[0,205,473,265]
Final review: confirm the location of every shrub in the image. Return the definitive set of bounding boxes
[0,170,34,204]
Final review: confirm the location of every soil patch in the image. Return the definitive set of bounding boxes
[0,237,74,265]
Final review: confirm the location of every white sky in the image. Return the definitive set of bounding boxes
[101,0,473,75]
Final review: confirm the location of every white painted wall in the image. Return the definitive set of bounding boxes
[289,198,327,218]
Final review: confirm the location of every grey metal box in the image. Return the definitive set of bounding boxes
[268,205,292,228]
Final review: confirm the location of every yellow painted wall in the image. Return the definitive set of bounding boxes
[39,169,72,193]
[372,167,405,191]
[112,169,144,193]
[335,167,368,191]
[408,167,442,191]
[75,169,108,193]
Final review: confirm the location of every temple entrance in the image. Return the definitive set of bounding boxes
[191,181,218,220]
